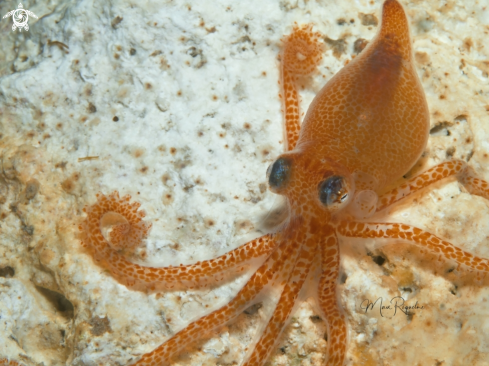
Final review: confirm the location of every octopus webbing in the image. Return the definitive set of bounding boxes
[76,0,489,365]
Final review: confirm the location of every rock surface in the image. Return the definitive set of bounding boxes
[1,0,489,365]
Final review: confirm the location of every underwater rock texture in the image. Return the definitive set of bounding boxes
[1,0,489,365]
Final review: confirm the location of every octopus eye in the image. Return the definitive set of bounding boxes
[267,157,292,192]
[318,175,349,208]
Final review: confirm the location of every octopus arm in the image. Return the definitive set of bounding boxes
[376,159,489,213]
[337,222,489,273]
[243,234,318,365]
[460,169,489,200]
[79,191,277,291]
[280,24,324,151]
[377,160,466,212]
[132,237,302,365]
[319,231,348,366]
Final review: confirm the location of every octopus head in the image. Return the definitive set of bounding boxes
[267,148,355,216]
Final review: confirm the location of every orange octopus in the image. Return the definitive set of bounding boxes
[72,0,489,365]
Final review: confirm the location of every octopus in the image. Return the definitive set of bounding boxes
[71,0,489,365]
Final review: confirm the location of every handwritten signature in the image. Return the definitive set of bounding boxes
[360,296,424,317]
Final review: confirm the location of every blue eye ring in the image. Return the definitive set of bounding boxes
[267,157,292,191]
[318,175,349,207]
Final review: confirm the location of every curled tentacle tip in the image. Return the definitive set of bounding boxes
[282,24,324,75]
[100,211,132,251]
[80,191,151,258]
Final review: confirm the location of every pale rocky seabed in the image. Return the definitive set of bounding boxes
[0,0,489,365]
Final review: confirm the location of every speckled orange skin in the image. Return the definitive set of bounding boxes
[76,1,489,365]
[293,1,429,190]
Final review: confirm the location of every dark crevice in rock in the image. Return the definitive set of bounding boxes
[0,266,15,278]
[35,286,74,318]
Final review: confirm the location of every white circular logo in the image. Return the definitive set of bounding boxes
[2,3,38,32]
[13,9,29,29]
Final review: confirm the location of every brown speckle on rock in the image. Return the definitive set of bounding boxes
[162,192,174,205]
[0,266,15,278]
[244,302,262,315]
[134,149,145,158]
[55,161,67,169]
[89,316,112,336]
[325,37,347,58]
[161,173,171,185]
[88,102,97,113]
[61,173,81,194]
[358,12,378,26]
[310,315,323,323]
[25,179,40,200]
[204,218,215,227]
[415,51,430,65]
[463,37,473,52]
[235,220,253,232]
[446,146,456,158]
[454,115,468,123]
[430,121,453,135]
[111,16,123,28]
[353,38,368,54]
